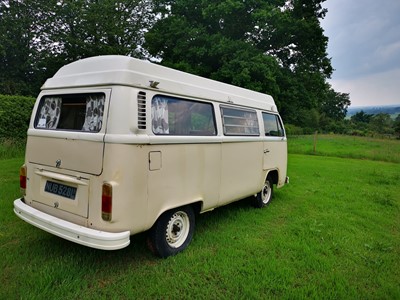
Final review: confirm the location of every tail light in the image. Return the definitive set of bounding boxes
[102,183,112,221]
[20,165,27,196]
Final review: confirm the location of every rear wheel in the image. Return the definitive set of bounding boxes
[147,206,195,258]
[253,176,273,208]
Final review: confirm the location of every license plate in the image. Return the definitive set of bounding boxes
[45,181,77,200]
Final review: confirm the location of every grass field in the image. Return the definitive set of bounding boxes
[289,134,400,163]
[1,136,399,299]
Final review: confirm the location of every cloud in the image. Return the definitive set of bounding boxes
[322,0,400,79]
[329,68,400,106]
[321,0,400,106]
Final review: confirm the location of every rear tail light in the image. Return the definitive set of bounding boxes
[20,165,27,196]
[102,183,112,221]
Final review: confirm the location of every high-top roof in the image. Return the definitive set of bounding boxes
[43,55,277,111]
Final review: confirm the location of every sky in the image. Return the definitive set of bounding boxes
[320,0,400,107]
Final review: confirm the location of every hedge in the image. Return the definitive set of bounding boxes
[0,94,36,140]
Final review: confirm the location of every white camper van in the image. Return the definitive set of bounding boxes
[14,55,288,257]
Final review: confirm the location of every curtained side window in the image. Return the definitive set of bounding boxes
[152,95,216,136]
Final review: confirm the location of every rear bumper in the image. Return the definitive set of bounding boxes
[14,199,130,250]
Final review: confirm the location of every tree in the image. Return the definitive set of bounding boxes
[146,0,341,127]
[394,115,400,138]
[0,0,155,96]
[46,0,154,60]
[321,88,350,121]
[0,1,40,95]
[369,113,393,135]
[351,111,372,124]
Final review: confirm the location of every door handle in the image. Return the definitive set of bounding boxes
[264,149,270,153]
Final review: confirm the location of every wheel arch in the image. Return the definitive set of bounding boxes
[148,200,203,230]
[266,169,279,185]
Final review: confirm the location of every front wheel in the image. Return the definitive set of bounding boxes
[252,176,274,208]
[147,206,195,258]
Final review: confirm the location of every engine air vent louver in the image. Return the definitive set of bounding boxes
[137,92,146,130]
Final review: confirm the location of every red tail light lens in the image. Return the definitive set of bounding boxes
[20,165,27,196]
[102,183,112,221]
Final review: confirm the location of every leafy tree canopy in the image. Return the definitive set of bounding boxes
[0,0,155,96]
[146,0,342,126]
[351,111,373,124]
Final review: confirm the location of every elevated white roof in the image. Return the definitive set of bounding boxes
[43,55,277,111]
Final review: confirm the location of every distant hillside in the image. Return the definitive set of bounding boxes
[347,105,400,119]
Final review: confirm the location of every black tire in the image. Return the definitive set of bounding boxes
[147,206,195,258]
[252,175,274,208]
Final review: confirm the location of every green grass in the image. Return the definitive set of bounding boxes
[1,136,400,299]
[0,139,26,160]
[289,134,400,163]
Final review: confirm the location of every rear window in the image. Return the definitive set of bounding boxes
[35,93,105,132]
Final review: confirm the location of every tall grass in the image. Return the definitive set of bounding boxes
[1,139,399,298]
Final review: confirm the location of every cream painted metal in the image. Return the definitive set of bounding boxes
[14,55,288,255]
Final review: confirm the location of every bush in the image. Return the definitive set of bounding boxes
[0,138,26,159]
[0,94,35,140]
[285,123,304,135]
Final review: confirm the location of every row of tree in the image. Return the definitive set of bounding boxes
[286,109,400,137]
[348,112,400,137]
[1,0,350,132]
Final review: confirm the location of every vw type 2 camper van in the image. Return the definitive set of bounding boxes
[14,55,288,257]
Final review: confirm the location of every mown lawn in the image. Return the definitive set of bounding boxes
[1,136,399,299]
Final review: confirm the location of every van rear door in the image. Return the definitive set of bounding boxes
[25,90,110,218]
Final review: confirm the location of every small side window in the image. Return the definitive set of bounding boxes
[221,106,259,136]
[151,95,216,136]
[34,93,105,132]
[262,112,284,137]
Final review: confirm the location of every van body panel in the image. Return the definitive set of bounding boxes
[29,167,90,218]
[26,136,104,175]
[219,141,264,204]
[147,143,221,224]
[93,143,149,233]
[30,200,88,227]
[263,138,287,174]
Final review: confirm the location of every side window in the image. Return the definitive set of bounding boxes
[221,106,259,136]
[263,112,284,137]
[151,95,216,136]
[34,93,105,132]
